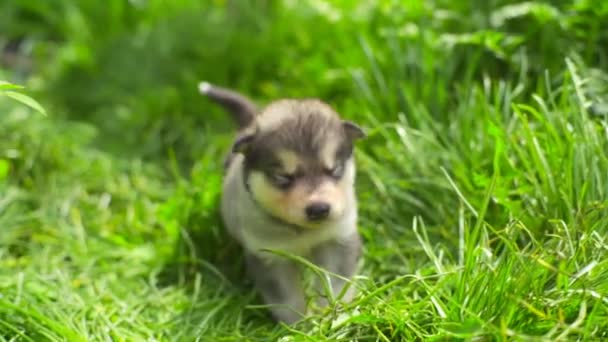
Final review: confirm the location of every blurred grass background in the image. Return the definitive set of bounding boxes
[1,0,607,340]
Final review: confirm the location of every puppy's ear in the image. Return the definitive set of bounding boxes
[232,132,255,154]
[232,124,259,154]
[343,121,366,141]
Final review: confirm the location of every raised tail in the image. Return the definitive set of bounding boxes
[198,81,257,129]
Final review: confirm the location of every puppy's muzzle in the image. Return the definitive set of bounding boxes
[305,202,331,221]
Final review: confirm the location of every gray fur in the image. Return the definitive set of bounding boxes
[221,154,361,323]
[200,81,364,324]
[245,253,306,324]
[311,232,362,306]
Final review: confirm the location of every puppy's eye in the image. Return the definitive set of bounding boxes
[328,164,345,178]
[267,172,294,188]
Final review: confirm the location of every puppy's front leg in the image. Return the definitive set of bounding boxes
[245,253,306,324]
[311,232,362,306]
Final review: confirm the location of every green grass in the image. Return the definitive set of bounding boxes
[1,0,608,340]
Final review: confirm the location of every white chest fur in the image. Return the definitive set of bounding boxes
[238,207,357,256]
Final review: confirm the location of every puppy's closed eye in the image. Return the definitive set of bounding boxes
[267,171,295,189]
[327,163,345,179]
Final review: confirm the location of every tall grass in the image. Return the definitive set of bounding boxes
[1,0,607,340]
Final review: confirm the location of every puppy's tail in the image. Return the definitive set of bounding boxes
[198,81,256,129]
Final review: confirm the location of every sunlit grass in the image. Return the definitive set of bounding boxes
[1,1,607,340]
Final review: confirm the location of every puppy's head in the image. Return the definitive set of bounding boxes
[235,99,365,229]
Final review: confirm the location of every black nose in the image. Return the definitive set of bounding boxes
[305,202,330,221]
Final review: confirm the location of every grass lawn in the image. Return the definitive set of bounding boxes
[1,1,607,340]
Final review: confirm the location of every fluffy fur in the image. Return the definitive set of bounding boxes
[200,81,365,324]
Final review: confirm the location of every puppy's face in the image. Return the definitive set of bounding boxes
[236,100,365,229]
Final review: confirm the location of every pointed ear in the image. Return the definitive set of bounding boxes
[342,121,366,140]
[232,124,259,154]
[232,132,255,154]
